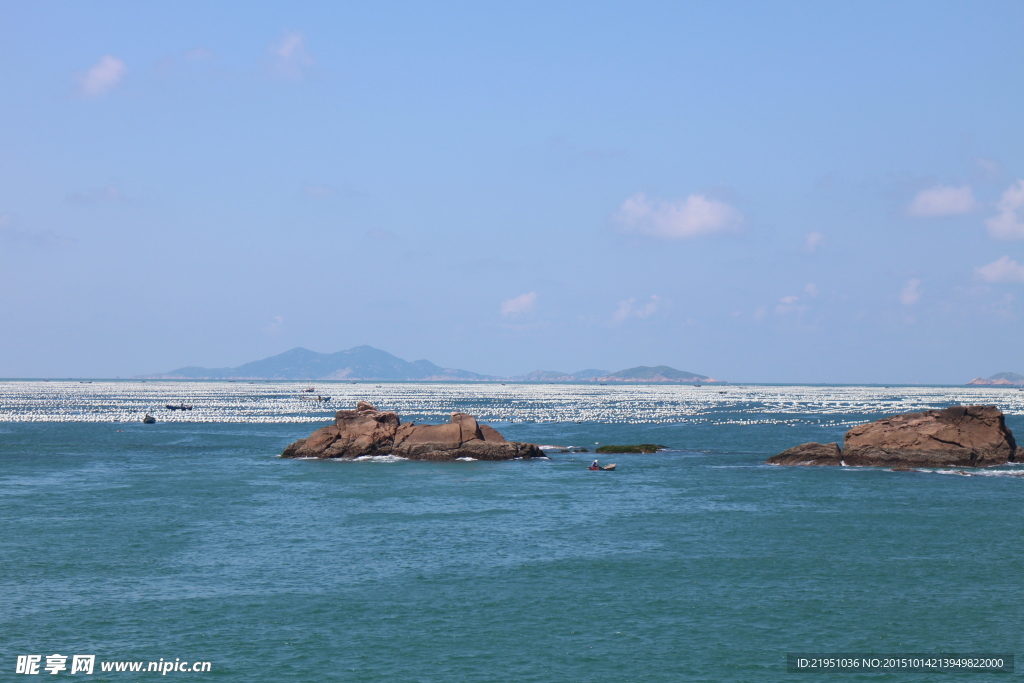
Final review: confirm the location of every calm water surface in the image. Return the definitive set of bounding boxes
[1,383,1022,681]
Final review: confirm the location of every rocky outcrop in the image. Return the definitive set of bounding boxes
[966,372,1024,386]
[768,405,1020,468]
[767,442,842,466]
[282,401,544,461]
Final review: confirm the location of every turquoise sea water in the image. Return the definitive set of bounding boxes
[1,383,1022,681]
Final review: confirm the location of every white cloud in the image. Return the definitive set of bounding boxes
[804,283,819,297]
[67,184,121,205]
[264,315,285,333]
[906,184,976,217]
[0,214,73,248]
[636,295,661,318]
[271,31,314,78]
[985,179,1024,240]
[804,231,825,252]
[976,256,1024,283]
[900,278,921,306]
[612,299,634,324]
[184,47,214,61]
[79,55,127,97]
[501,292,536,316]
[612,295,661,323]
[614,192,742,239]
[775,294,805,315]
[303,184,336,199]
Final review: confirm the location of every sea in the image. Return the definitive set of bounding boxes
[1,381,1022,681]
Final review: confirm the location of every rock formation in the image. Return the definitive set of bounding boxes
[282,401,544,461]
[966,372,1024,386]
[767,442,842,466]
[768,405,1021,468]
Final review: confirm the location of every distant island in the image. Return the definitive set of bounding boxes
[140,346,726,383]
[140,346,492,381]
[967,372,1024,386]
[516,365,725,384]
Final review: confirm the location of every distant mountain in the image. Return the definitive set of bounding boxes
[142,347,725,383]
[598,365,726,383]
[967,372,1024,386]
[514,370,574,382]
[571,369,610,380]
[141,346,495,381]
[512,365,724,383]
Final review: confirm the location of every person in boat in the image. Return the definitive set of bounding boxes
[591,459,599,469]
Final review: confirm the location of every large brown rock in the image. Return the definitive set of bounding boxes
[767,442,842,466]
[282,403,543,461]
[768,405,1020,468]
[842,405,1018,467]
[282,400,400,459]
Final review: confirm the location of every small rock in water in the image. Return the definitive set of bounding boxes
[767,442,842,466]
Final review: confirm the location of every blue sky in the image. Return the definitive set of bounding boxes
[1,1,1022,382]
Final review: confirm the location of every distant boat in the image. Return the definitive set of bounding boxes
[142,414,156,424]
[165,404,193,411]
[589,464,617,471]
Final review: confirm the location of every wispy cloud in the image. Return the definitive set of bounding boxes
[906,184,976,217]
[900,278,922,305]
[271,31,314,78]
[775,294,805,315]
[78,55,127,97]
[264,315,285,334]
[303,184,337,199]
[985,179,1024,240]
[612,295,661,323]
[976,256,1024,283]
[501,292,537,316]
[184,47,214,62]
[0,214,74,248]
[67,184,121,205]
[614,192,742,239]
[804,231,825,253]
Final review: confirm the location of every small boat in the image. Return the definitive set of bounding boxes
[142,414,156,424]
[588,464,616,471]
[303,387,315,393]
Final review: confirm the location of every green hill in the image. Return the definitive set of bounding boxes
[142,346,495,381]
[599,365,725,383]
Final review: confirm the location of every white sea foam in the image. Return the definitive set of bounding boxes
[928,468,1024,478]
[351,455,407,463]
[456,457,477,461]
[0,380,1021,423]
